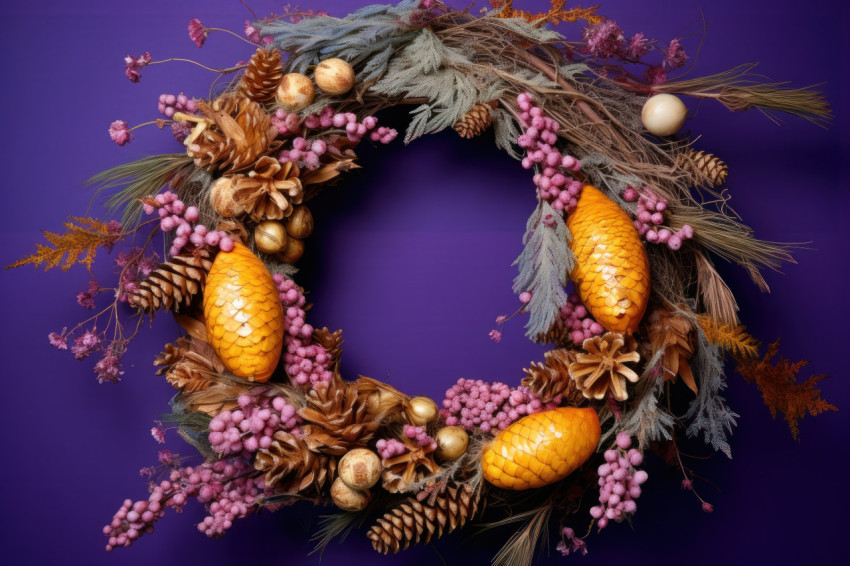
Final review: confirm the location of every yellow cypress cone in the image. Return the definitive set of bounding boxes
[482,407,600,490]
[202,242,284,381]
[566,185,650,334]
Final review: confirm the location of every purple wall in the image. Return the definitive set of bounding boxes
[1,0,846,564]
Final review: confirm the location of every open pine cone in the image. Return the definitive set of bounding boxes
[154,336,225,393]
[227,157,304,221]
[188,96,278,173]
[298,378,381,456]
[522,348,584,405]
[254,431,335,497]
[569,332,640,401]
[647,306,698,393]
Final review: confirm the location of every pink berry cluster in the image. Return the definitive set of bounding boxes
[403,425,436,449]
[279,136,328,170]
[590,432,648,530]
[158,93,199,142]
[441,379,560,433]
[208,390,300,456]
[376,438,407,460]
[622,186,693,250]
[560,294,605,344]
[333,112,397,144]
[273,274,333,386]
[143,190,234,256]
[516,93,583,213]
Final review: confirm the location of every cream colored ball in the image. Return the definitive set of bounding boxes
[209,177,245,218]
[338,448,382,490]
[407,396,439,425]
[641,93,688,137]
[330,477,371,511]
[314,58,355,96]
[435,426,469,461]
[276,73,315,111]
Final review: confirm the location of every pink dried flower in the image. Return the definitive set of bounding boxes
[76,280,99,310]
[663,39,689,70]
[71,331,101,360]
[188,18,207,47]
[106,220,123,235]
[681,478,693,490]
[94,354,123,383]
[124,52,151,82]
[151,424,166,444]
[702,501,714,513]
[582,19,625,59]
[244,21,261,44]
[108,120,133,146]
[48,331,68,350]
[495,315,507,324]
[625,33,649,60]
[556,527,588,556]
[157,450,174,465]
[644,64,667,85]
[488,329,502,343]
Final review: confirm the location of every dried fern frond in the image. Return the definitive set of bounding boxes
[694,251,740,326]
[698,315,760,361]
[6,217,121,272]
[490,0,602,27]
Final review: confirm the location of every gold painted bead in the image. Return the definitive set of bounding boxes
[276,237,305,264]
[407,396,439,425]
[253,221,288,254]
[435,426,469,461]
[285,205,314,239]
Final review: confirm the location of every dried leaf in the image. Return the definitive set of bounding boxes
[698,315,760,361]
[7,217,120,272]
[736,340,837,440]
[490,0,602,27]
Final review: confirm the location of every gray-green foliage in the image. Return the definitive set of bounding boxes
[491,108,523,160]
[609,375,676,450]
[512,201,574,340]
[685,330,739,458]
[258,0,421,79]
[370,29,485,143]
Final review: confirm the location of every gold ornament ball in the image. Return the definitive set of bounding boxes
[314,58,355,96]
[253,221,288,254]
[641,93,688,137]
[285,205,314,239]
[276,237,305,264]
[276,73,315,111]
[209,177,245,217]
[330,477,371,512]
[407,396,439,425]
[338,448,382,490]
[435,426,469,461]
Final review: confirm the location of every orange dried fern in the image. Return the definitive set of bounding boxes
[6,217,121,273]
[736,340,837,440]
[698,315,760,361]
[490,0,602,27]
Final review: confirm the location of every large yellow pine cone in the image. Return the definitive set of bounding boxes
[202,242,284,382]
[567,185,650,334]
[482,407,600,490]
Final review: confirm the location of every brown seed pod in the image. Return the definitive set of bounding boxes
[276,237,305,264]
[209,177,245,218]
[285,205,314,239]
[435,426,469,461]
[338,448,381,490]
[330,477,371,511]
[253,221,288,254]
[275,73,315,111]
[406,396,438,425]
[314,58,355,96]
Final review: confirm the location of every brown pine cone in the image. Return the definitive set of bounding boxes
[129,247,215,312]
[189,96,278,173]
[238,48,283,103]
[367,483,480,554]
[312,327,344,369]
[647,306,698,394]
[254,431,335,496]
[298,378,381,456]
[453,102,493,139]
[679,149,728,187]
[227,157,304,221]
[154,336,225,393]
[569,332,640,401]
[522,348,584,405]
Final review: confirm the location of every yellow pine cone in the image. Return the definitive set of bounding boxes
[203,242,284,381]
[567,185,650,334]
[482,407,600,490]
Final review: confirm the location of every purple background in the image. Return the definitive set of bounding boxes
[1,0,847,564]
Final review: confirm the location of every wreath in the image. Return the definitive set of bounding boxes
[9,1,837,563]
